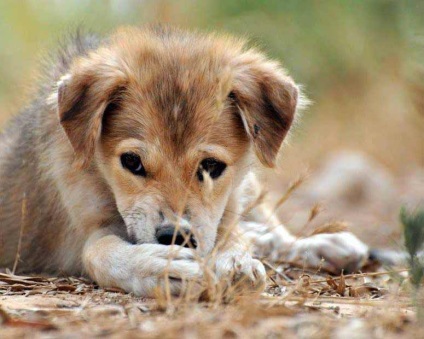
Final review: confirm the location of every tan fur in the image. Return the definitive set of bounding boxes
[0,26,368,296]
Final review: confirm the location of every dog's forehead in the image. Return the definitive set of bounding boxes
[124,65,237,147]
[123,82,242,158]
[101,30,249,159]
[105,77,246,162]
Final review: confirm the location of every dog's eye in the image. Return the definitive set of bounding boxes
[120,153,146,176]
[228,91,236,100]
[197,158,227,181]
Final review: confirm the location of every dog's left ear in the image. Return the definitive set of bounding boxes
[56,57,127,168]
[232,55,302,167]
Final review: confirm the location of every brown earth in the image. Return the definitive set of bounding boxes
[0,265,422,338]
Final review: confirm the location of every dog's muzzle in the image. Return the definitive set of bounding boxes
[156,224,197,248]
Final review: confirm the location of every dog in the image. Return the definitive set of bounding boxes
[0,26,368,297]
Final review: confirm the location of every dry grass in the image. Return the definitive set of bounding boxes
[1,264,422,338]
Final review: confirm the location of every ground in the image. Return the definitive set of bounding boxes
[1,262,423,338]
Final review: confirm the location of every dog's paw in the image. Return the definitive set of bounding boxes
[90,244,203,297]
[246,224,296,260]
[151,245,203,280]
[286,232,369,274]
[211,250,266,293]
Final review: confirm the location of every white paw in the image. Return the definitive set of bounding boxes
[286,232,369,273]
[246,224,296,260]
[142,245,203,280]
[113,244,203,297]
[212,250,266,293]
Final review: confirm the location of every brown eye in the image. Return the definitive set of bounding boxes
[121,153,146,176]
[228,91,237,101]
[197,158,227,181]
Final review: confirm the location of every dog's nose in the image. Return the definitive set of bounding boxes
[156,225,197,248]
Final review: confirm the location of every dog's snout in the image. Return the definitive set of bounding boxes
[156,224,197,248]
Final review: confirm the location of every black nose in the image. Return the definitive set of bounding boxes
[156,225,197,248]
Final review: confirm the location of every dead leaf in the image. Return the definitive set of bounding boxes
[336,273,346,295]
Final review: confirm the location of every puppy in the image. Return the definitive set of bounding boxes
[0,26,368,297]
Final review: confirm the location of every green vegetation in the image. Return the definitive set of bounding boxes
[401,207,424,319]
[0,1,423,102]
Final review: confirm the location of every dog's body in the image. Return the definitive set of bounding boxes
[0,27,368,297]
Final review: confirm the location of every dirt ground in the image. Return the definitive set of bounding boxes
[1,265,423,338]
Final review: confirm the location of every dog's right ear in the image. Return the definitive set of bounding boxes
[56,59,127,168]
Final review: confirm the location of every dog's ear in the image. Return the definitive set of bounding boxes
[232,55,302,167]
[57,59,127,168]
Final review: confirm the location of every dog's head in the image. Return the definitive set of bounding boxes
[56,27,302,255]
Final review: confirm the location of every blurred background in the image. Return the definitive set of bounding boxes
[0,0,423,248]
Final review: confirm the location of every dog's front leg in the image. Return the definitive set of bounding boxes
[82,227,202,297]
[241,204,369,274]
[239,172,369,274]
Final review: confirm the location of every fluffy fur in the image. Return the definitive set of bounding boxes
[0,26,368,297]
